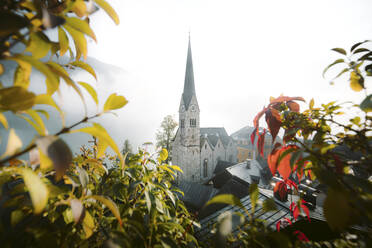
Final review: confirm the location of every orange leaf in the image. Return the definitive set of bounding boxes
[265,108,281,143]
[253,107,267,133]
[268,143,282,175]
[287,101,300,112]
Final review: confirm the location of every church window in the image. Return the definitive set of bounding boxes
[203,159,208,177]
[181,119,185,128]
[205,144,207,149]
[190,118,196,127]
[229,155,233,162]
[218,143,220,148]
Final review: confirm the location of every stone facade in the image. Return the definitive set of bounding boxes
[172,38,237,182]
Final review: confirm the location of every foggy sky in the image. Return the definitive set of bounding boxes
[1,0,372,154]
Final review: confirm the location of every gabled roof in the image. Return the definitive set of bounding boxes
[200,127,233,148]
[182,37,196,109]
[213,160,235,174]
[177,180,218,211]
[195,190,293,242]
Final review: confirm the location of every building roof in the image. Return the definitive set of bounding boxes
[182,36,196,109]
[177,180,218,211]
[214,160,236,174]
[200,127,233,148]
[195,190,293,242]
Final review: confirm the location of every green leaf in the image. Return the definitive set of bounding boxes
[323,189,351,230]
[249,183,259,213]
[360,94,372,112]
[322,59,344,78]
[63,24,87,60]
[159,148,168,162]
[71,61,97,80]
[331,48,347,56]
[205,194,243,209]
[26,32,52,59]
[65,17,97,42]
[78,82,98,105]
[58,27,69,57]
[82,211,95,239]
[262,198,277,212]
[89,195,122,226]
[94,0,120,25]
[2,129,22,158]
[36,136,72,180]
[103,93,128,112]
[0,113,8,129]
[70,199,85,224]
[8,55,59,92]
[23,109,47,135]
[20,168,49,214]
[71,123,123,165]
[144,190,152,212]
[350,40,370,52]
[0,86,36,112]
[352,48,370,54]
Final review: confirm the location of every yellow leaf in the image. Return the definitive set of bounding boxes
[78,82,98,105]
[0,63,3,75]
[94,0,120,25]
[72,0,87,18]
[65,17,96,42]
[89,195,122,226]
[20,168,49,214]
[0,86,36,112]
[96,138,108,158]
[159,148,168,161]
[0,113,8,129]
[35,94,64,122]
[58,27,69,57]
[309,98,314,109]
[71,61,97,80]
[82,211,95,239]
[103,93,128,112]
[70,123,123,165]
[39,148,53,170]
[2,129,22,158]
[24,109,47,135]
[8,55,59,91]
[63,24,87,60]
[14,61,32,89]
[26,32,51,59]
[350,71,363,92]
[171,165,183,173]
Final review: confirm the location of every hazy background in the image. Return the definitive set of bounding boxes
[1,0,372,154]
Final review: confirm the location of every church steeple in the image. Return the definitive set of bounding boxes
[182,36,196,109]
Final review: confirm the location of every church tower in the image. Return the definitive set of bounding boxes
[172,36,201,182]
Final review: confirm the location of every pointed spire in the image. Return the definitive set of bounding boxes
[182,35,196,109]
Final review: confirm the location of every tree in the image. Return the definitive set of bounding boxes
[156,115,178,161]
[121,139,133,155]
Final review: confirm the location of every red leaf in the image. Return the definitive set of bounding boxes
[253,107,267,132]
[293,205,300,221]
[301,200,311,222]
[293,230,309,242]
[268,143,282,176]
[250,128,256,145]
[276,220,281,232]
[265,108,282,143]
[269,96,305,105]
[287,101,300,112]
[294,164,304,181]
[274,181,288,200]
[284,217,292,225]
[257,129,266,157]
[290,202,296,212]
[277,146,293,180]
[285,179,298,191]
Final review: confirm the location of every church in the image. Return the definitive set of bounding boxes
[171,38,237,182]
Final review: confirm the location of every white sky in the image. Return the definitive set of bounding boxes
[80,0,372,149]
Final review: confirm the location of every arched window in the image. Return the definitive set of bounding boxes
[203,159,208,178]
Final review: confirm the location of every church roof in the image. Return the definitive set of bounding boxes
[182,37,196,109]
[200,127,232,148]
